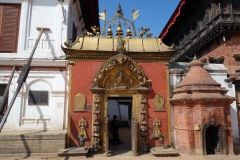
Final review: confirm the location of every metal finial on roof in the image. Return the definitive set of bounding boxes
[100,3,138,37]
[193,54,197,60]
[115,3,124,17]
[116,21,123,36]
[126,25,132,39]
[107,25,113,38]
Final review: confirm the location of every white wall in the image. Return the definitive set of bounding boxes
[0,67,67,131]
[0,0,87,131]
[0,0,84,59]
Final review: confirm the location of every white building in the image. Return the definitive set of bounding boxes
[0,0,99,156]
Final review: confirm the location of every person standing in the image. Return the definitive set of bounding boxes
[110,115,122,145]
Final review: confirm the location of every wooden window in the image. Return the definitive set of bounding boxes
[0,4,21,52]
[28,91,48,105]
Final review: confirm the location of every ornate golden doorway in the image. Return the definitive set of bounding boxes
[90,53,150,156]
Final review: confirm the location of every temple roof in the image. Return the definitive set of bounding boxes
[62,37,175,60]
[176,59,220,88]
[171,58,235,102]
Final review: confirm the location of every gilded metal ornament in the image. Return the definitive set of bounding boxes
[78,117,87,138]
[92,53,150,89]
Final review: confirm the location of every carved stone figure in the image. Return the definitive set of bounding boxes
[74,93,86,111]
[94,114,99,123]
[116,35,126,52]
[152,117,162,137]
[94,103,100,112]
[114,70,127,87]
[146,32,153,38]
[141,103,146,112]
[140,94,147,102]
[86,31,93,37]
[139,27,150,38]
[94,94,101,102]
[140,125,147,137]
[92,137,101,151]
[154,94,165,111]
[93,125,100,135]
[78,117,87,138]
[90,26,100,36]
[140,113,147,124]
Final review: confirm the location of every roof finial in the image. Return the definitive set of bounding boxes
[193,53,197,60]
[115,3,124,17]
[116,21,123,36]
[126,25,132,39]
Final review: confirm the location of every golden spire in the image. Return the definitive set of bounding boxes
[116,21,124,36]
[107,25,113,38]
[126,25,132,38]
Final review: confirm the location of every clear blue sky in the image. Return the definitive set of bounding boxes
[99,0,180,38]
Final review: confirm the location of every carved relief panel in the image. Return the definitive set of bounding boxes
[92,93,103,151]
[92,53,150,89]
[152,117,162,138]
[154,94,165,111]
[74,93,86,111]
[139,93,148,151]
[78,117,87,138]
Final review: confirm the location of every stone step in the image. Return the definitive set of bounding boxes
[58,147,89,157]
[150,147,179,157]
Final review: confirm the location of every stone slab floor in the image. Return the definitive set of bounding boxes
[0,127,239,160]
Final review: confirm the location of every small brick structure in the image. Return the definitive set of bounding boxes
[0,131,66,156]
[171,58,235,155]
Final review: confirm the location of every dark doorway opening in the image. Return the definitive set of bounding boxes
[205,126,219,155]
[107,97,132,155]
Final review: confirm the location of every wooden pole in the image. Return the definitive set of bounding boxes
[0,27,50,132]
[0,66,15,114]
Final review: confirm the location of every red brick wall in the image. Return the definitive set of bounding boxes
[173,102,233,155]
[70,61,104,147]
[139,62,169,146]
[200,33,240,74]
[69,61,169,147]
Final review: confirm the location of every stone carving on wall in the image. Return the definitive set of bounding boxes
[140,125,147,137]
[140,94,147,102]
[154,94,165,111]
[92,53,150,89]
[152,117,162,138]
[74,93,86,111]
[140,114,147,124]
[131,116,138,156]
[139,93,149,151]
[94,104,100,113]
[92,93,102,151]
[104,69,134,89]
[94,94,101,102]
[78,117,87,138]
[141,103,147,113]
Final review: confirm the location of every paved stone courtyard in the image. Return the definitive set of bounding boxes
[0,128,239,160]
[0,152,239,160]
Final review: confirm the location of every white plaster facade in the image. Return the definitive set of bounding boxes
[0,0,85,131]
[170,62,239,144]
